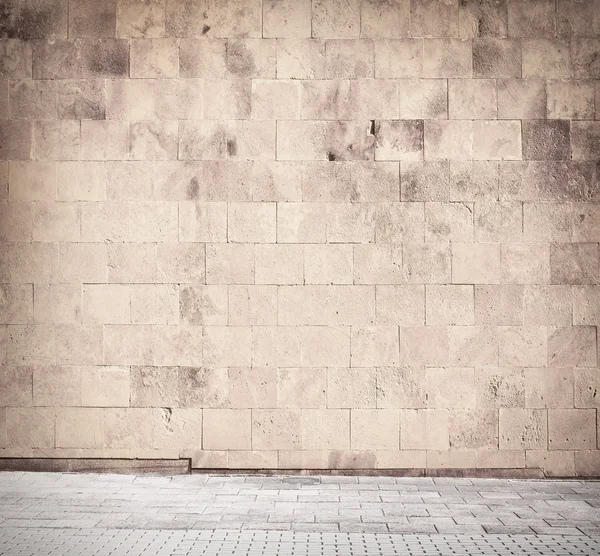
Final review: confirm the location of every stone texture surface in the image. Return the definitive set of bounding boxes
[0,0,598,475]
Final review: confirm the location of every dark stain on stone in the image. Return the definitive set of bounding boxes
[202,24,211,35]
[227,139,237,157]
[369,120,376,136]
[0,3,60,39]
[227,40,256,77]
[187,177,200,200]
[327,152,337,161]
[86,41,129,78]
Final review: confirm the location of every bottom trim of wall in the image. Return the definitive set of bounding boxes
[2,458,598,478]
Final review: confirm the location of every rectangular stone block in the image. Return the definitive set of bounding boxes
[34,283,81,324]
[547,80,595,120]
[104,325,154,365]
[427,367,475,409]
[475,367,524,408]
[56,407,104,448]
[548,326,597,368]
[401,409,449,450]
[33,366,81,407]
[0,284,33,324]
[473,38,521,78]
[228,202,276,243]
[351,409,399,450]
[399,326,449,366]
[179,202,227,243]
[448,326,498,367]
[424,120,473,160]
[375,285,424,326]
[525,367,573,409]
[57,79,105,120]
[179,285,227,326]
[81,366,130,407]
[153,325,203,367]
[350,326,399,367]
[498,326,547,367]
[571,122,600,161]
[251,79,300,120]
[0,40,32,78]
[4,243,58,284]
[6,407,54,448]
[499,408,547,450]
[522,39,570,79]
[179,121,226,160]
[0,202,31,242]
[353,244,403,284]
[403,243,451,283]
[423,39,471,78]
[301,409,350,450]
[8,161,56,201]
[473,120,522,161]
[33,121,81,161]
[548,408,596,450]
[501,243,550,284]
[206,244,254,284]
[452,243,501,284]
[59,243,107,284]
[55,324,103,366]
[255,244,303,285]
[571,38,600,79]
[6,324,55,366]
[277,39,326,79]
[0,366,32,406]
[426,285,474,326]
[204,409,251,450]
[449,79,497,119]
[81,121,129,160]
[524,285,572,326]
[33,202,80,242]
[304,244,352,284]
[398,78,447,119]
[475,285,523,326]
[449,409,497,449]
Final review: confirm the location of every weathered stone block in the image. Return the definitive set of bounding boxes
[473,38,520,78]
[312,0,360,39]
[498,326,547,367]
[448,325,498,367]
[276,39,326,79]
[449,409,497,449]
[499,408,547,450]
[351,409,399,450]
[475,367,524,408]
[427,367,475,409]
[525,367,573,409]
[549,408,596,450]
[263,0,311,38]
[374,39,423,78]
[497,79,546,119]
[548,326,597,368]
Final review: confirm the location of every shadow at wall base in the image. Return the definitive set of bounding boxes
[2,458,599,479]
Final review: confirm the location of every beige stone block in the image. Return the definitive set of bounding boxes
[452,243,501,284]
[82,284,130,325]
[351,409,399,450]
[153,325,203,367]
[32,202,80,242]
[252,409,301,450]
[423,39,472,78]
[549,408,596,450]
[188,450,228,469]
[426,285,474,326]
[473,38,521,79]
[448,326,498,367]
[425,202,473,243]
[550,243,599,286]
[263,0,311,38]
[58,162,106,201]
[130,39,178,78]
[473,121,522,161]
[206,244,255,285]
[204,326,251,368]
[278,450,328,469]
[226,120,275,161]
[81,202,129,242]
[55,324,103,366]
[154,408,203,450]
[375,203,424,242]
[374,39,423,78]
[255,244,303,285]
[499,408,547,450]
[251,80,300,120]
[312,0,360,38]
[573,205,600,243]
[360,0,409,38]
[277,120,328,161]
[402,161,450,202]
[499,326,547,367]
[474,202,522,242]
[227,38,276,78]
[549,326,597,368]
[277,368,327,409]
[376,366,426,409]
[0,40,32,78]
[574,369,600,409]
[497,79,546,120]
[34,284,81,324]
[573,286,600,325]
[501,243,550,284]
[328,450,378,469]
[81,366,130,407]
[427,367,475,409]
[276,39,326,79]
[508,0,556,37]
[8,162,56,201]
[328,203,380,243]
[81,121,129,160]
[228,202,276,243]
[353,245,403,284]
[402,243,451,284]
[228,450,278,469]
[56,407,104,449]
[179,286,227,326]
[327,367,376,409]
[6,325,55,366]
[424,120,473,160]
[547,80,595,120]
[57,79,105,120]
[104,325,154,365]
[401,409,449,450]
[475,367,524,408]
[475,285,523,326]
[449,79,496,119]
[0,202,32,242]
[301,409,350,450]
[575,450,600,477]
[398,78,447,119]
[32,366,81,407]
[399,326,449,366]
[68,0,116,38]
[33,121,80,161]
[449,409,497,449]
[8,80,57,120]
[522,39,570,79]
[378,449,426,469]
[251,161,302,202]
[524,286,572,326]
[526,450,575,477]
[204,409,251,450]
[4,243,59,284]
[179,202,227,243]
[203,79,251,119]
[153,160,204,201]
[130,285,178,325]
[304,244,352,285]
[525,368,573,409]
[130,121,178,161]
[6,408,54,448]
[229,367,277,409]
[0,120,32,160]
[476,449,525,469]
[324,40,374,79]
[374,120,423,162]
[229,286,277,326]
[572,38,600,80]
[375,285,424,326]
[449,161,498,202]
[572,121,600,161]
[179,120,226,160]
[104,407,153,449]
[108,243,157,284]
[0,366,32,406]
[179,38,226,77]
[157,244,205,284]
[299,326,351,367]
[277,202,327,243]
[459,0,508,38]
[0,284,33,324]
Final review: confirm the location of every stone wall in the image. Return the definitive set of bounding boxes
[0,0,599,476]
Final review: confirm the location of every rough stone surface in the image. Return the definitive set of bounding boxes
[0,0,598,474]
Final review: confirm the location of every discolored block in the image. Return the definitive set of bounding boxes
[475,367,524,408]
[252,161,302,201]
[130,38,178,78]
[522,120,570,161]
[69,0,117,38]
[360,0,409,38]
[116,0,165,38]
[276,39,326,79]
[203,78,251,119]
[458,0,508,38]
[0,365,32,405]
[179,121,226,160]
[227,39,276,78]
[557,0,600,37]
[0,0,67,39]
[508,0,556,37]
[452,243,501,284]
[57,79,104,120]
[6,407,54,448]
[423,39,471,78]
[375,120,423,161]
[425,202,473,242]
[324,121,375,161]
[571,38,600,79]
[522,39,570,79]
[574,368,600,408]
[498,326,547,367]
[0,40,32,78]
[251,79,300,120]
[497,79,546,119]
[473,38,521,78]
[426,285,474,326]
[475,285,523,326]
[33,121,80,161]
[130,121,178,161]
[501,243,550,284]
[449,79,497,119]
[523,203,573,242]
[312,0,360,39]
[475,201,522,242]
[179,39,225,78]
[571,122,600,161]
[401,160,448,201]
[499,408,547,450]
[398,78,447,119]
[0,120,32,160]
[551,243,599,285]
[325,39,374,78]
[449,161,498,201]
[449,409,497,449]
[263,0,311,38]
[547,80,595,120]
[376,202,424,243]
[374,39,423,78]
[548,408,596,450]
[410,0,458,37]
[153,325,203,366]
[9,79,57,120]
